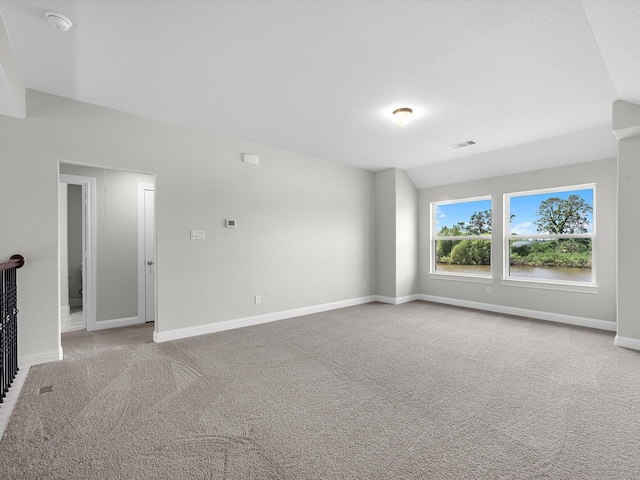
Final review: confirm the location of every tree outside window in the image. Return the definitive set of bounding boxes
[432,197,492,277]
[505,185,595,284]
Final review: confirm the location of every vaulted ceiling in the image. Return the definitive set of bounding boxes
[1,1,638,187]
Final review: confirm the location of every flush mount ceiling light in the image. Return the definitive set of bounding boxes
[45,12,73,31]
[392,108,413,126]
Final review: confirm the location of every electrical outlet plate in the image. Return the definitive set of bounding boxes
[190,229,205,240]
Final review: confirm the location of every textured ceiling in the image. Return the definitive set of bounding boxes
[0,0,638,187]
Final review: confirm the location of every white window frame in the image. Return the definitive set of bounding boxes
[430,195,493,283]
[502,184,598,294]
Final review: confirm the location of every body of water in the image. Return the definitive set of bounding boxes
[436,264,491,275]
[436,263,592,283]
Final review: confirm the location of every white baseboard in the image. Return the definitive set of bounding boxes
[155,292,616,344]
[419,294,616,331]
[60,306,70,316]
[154,296,374,343]
[92,316,142,331]
[19,347,63,368]
[373,294,421,305]
[614,335,640,351]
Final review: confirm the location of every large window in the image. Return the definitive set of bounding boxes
[431,196,492,277]
[504,185,595,286]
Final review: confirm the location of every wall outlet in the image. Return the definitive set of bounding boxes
[485,286,492,294]
[190,229,205,240]
[254,295,261,305]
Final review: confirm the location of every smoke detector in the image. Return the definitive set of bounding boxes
[45,12,73,31]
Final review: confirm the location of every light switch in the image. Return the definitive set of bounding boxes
[190,229,205,240]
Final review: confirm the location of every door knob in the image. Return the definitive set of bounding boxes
[147,261,154,265]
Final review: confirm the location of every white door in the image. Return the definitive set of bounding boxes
[80,184,88,328]
[144,188,155,322]
[59,174,97,332]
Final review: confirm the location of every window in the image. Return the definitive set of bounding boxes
[431,196,492,278]
[504,184,595,287]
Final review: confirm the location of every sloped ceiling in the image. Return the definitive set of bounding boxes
[0,0,638,187]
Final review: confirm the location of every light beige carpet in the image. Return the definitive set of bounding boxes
[1,301,639,479]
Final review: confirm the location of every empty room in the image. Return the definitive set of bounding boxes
[1,1,640,478]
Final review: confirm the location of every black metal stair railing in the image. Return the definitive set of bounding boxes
[0,254,25,405]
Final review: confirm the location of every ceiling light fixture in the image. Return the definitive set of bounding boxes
[45,12,73,31]
[392,108,413,126]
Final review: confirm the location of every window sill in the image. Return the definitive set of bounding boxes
[501,278,599,294]
[429,273,494,284]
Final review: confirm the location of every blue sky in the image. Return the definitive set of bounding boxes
[509,188,593,235]
[436,189,594,235]
[435,199,491,231]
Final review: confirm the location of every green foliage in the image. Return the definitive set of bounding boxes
[436,210,491,266]
[435,195,593,270]
[436,225,464,261]
[534,195,593,234]
[466,210,492,235]
[509,239,592,268]
[436,225,464,237]
[510,242,531,256]
[508,194,592,268]
[450,240,491,265]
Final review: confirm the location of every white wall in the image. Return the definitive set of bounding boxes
[0,90,375,365]
[375,169,396,298]
[374,168,418,300]
[0,13,25,119]
[396,169,418,298]
[616,129,640,339]
[419,158,617,323]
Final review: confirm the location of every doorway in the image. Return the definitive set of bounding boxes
[59,166,156,342]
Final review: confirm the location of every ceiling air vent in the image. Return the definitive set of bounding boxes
[449,140,478,149]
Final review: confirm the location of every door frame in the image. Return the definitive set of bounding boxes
[138,182,156,324]
[59,173,97,332]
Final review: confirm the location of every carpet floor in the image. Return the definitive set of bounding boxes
[1,301,639,479]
